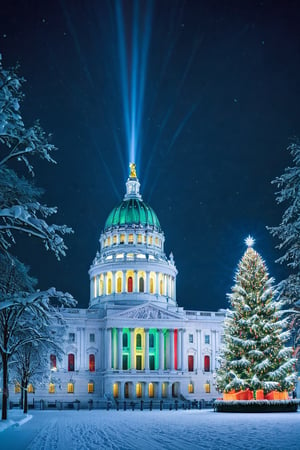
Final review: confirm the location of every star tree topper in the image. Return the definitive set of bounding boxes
[245,235,255,247]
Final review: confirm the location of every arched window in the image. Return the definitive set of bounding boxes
[107,278,112,294]
[150,278,154,294]
[120,234,125,244]
[49,383,55,394]
[148,382,154,398]
[128,234,134,244]
[67,382,74,393]
[99,278,104,296]
[15,383,21,394]
[128,276,133,293]
[68,353,75,372]
[136,333,142,348]
[160,279,163,295]
[50,354,57,370]
[139,277,144,292]
[204,355,210,372]
[136,382,142,397]
[117,276,122,293]
[89,354,95,372]
[88,382,94,393]
[123,333,128,347]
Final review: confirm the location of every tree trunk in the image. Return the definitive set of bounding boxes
[23,385,28,414]
[1,354,8,420]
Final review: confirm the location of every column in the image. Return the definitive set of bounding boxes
[122,271,126,293]
[118,328,123,370]
[197,329,201,371]
[145,328,149,370]
[90,278,94,299]
[103,273,107,296]
[119,381,124,400]
[211,330,216,371]
[170,329,175,370]
[177,329,182,370]
[130,328,135,369]
[181,329,186,371]
[157,382,162,398]
[159,329,164,370]
[112,271,115,294]
[107,328,112,370]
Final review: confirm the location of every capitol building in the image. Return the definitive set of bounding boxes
[11,165,225,407]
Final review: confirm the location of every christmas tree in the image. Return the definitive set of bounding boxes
[217,236,296,396]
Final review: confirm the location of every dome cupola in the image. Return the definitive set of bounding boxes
[88,163,177,309]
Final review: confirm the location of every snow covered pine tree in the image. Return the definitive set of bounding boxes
[216,237,296,401]
[267,139,300,357]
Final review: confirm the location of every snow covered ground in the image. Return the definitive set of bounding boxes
[1,409,300,450]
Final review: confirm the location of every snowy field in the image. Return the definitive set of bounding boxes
[1,409,300,450]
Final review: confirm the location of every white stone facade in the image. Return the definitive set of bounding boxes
[9,171,225,407]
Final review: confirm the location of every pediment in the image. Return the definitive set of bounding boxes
[117,303,181,320]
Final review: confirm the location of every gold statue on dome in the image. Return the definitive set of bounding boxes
[129,162,137,178]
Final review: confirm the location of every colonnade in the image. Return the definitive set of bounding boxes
[91,270,176,300]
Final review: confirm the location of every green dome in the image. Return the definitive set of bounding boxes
[104,198,161,231]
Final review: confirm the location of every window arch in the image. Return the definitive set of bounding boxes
[89,354,95,372]
[128,276,133,293]
[139,277,144,292]
[68,353,75,372]
[204,355,210,372]
[136,333,142,348]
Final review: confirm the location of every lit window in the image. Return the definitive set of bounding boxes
[113,235,117,245]
[160,279,163,295]
[148,236,153,245]
[128,276,133,293]
[15,383,21,394]
[205,335,210,345]
[136,383,142,397]
[88,382,94,393]
[204,355,210,372]
[137,254,146,259]
[189,334,193,343]
[69,333,75,343]
[67,382,74,393]
[128,234,134,244]
[136,333,142,348]
[28,384,34,394]
[148,382,154,398]
[113,383,118,398]
[116,253,124,259]
[127,253,134,260]
[150,278,154,294]
[68,353,75,372]
[89,354,95,372]
[107,278,112,294]
[107,237,111,246]
[137,234,142,244]
[149,334,154,348]
[204,382,210,393]
[120,234,125,244]
[188,383,194,394]
[90,333,95,343]
[123,333,128,347]
[155,237,159,246]
[50,354,57,370]
[139,277,145,292]
[117,276,122,293]
[106,255,112,260]
[49,383,55,394]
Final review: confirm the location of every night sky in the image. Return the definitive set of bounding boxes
[1,0,299,312]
